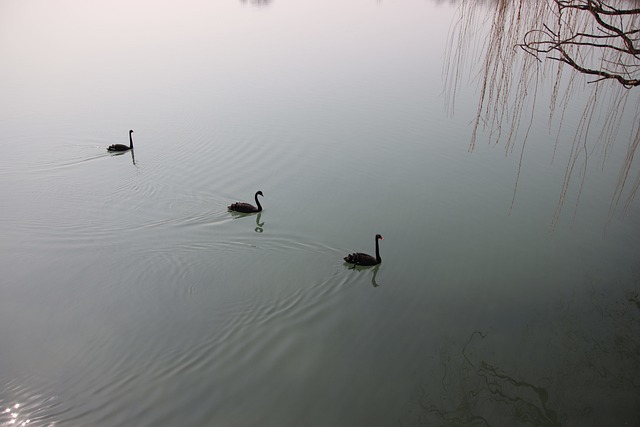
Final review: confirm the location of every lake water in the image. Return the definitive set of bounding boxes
[1,1,639,426]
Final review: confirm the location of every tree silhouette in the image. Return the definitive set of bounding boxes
[520,0,640,88]
[446,0,640,227]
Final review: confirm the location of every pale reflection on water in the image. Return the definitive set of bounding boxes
[405,288,640,426]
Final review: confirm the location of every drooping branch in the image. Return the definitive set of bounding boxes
[518,0,640,87]
[445,0,640,227]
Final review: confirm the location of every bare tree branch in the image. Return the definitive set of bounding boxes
[445,0,640,227]
[519,0,640,87]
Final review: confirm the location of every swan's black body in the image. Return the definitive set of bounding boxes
[107,130,134,152]
[344,234,384,266]
[228,191,263,213]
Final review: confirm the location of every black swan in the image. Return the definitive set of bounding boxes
[228,191,263,213]
[107,130,134,152]
[344,234,384,266]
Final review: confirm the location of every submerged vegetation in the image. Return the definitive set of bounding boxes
[446,0,640,227]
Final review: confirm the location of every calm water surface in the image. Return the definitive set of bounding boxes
[1,1,639,426]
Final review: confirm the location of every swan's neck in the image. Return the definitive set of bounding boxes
[375,237,381,262]
[129,132,134,149]
[254,193,262,211]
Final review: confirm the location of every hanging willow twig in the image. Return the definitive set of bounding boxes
[445,0,640,228]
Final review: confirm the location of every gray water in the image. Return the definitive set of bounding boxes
[1,1,639,426]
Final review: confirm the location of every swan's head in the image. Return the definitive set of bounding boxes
[129,130,134,134]
[376,234,384,240]
[256,191,264,197]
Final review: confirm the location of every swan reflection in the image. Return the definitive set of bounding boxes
[228,208,266,233]
[254,212,265,233]
[343,263,382,288]
[108,148,136,165]
[370,265,381,287]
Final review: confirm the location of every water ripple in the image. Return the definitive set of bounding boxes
[0,378,70,427]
